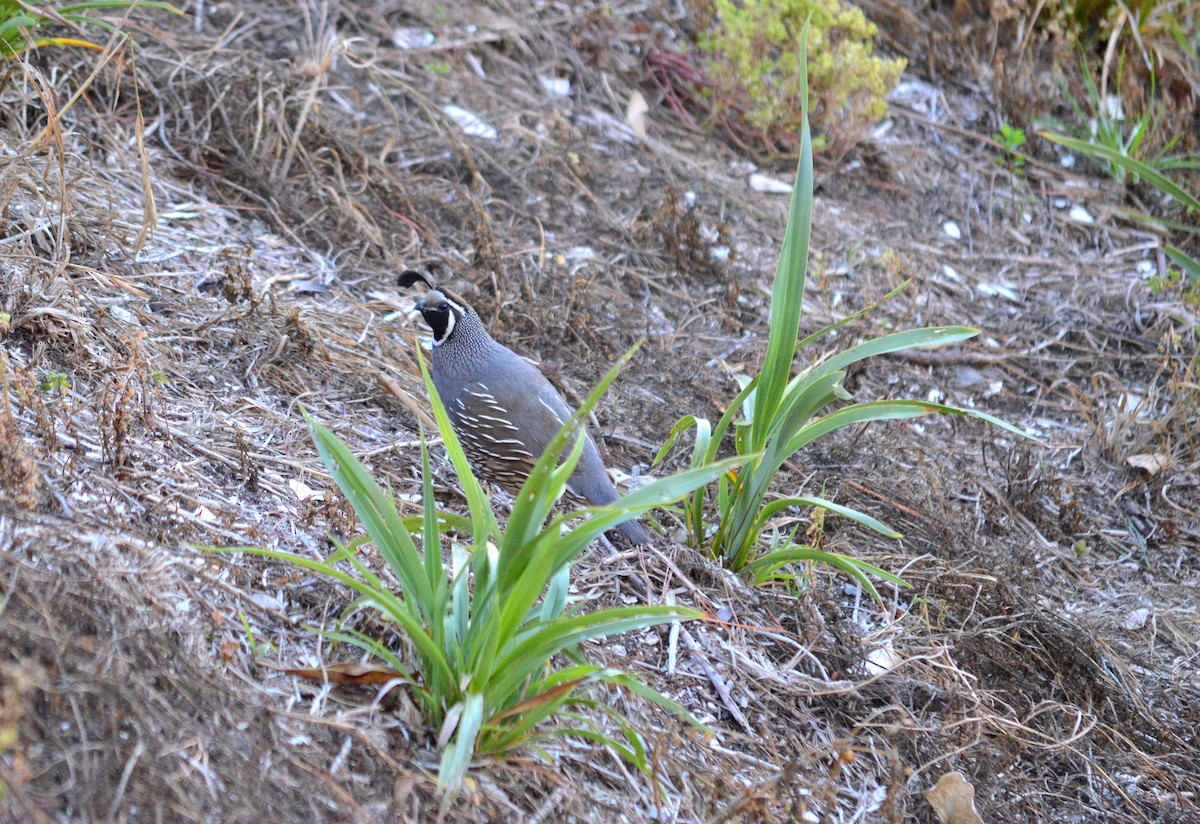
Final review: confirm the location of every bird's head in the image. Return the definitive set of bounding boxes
[398,270,470,346]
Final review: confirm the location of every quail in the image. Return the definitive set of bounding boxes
[398,271,652,544]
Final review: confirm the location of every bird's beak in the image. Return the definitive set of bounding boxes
[408,299,427,321]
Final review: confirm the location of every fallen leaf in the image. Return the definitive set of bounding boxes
[1121,608,1150,631]
[288,478,324,501]
[626,90,648,137]
[285,662,409,687]
[1125,453,1170,475]
[924,772,982,824]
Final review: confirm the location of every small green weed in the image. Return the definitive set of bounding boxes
[39,372,68,394]
[1040,129,1200,294]
[993,123,1027,174]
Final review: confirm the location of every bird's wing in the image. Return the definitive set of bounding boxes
[450,380,541,489]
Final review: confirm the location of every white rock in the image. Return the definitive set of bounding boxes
[1069,204,1095,224]
[442,105,498,140]
[749,173,792,194]
[392,28,434,49]
[538,76,570,97]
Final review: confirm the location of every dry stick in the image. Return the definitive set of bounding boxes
[128,47,157,254]
[621,551,752,734]
[287,758,364,815]
[377,373,437,431]
[679,626,754,736]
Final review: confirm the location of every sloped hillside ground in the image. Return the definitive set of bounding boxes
[2,1,1197,821]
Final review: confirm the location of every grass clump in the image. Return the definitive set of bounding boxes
[1041,128,1200,299]
[696,0,905,155]
[658,25,1028,601]
[210,345,749,795]
[0,1,180,57]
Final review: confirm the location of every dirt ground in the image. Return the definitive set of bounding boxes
[2,1,1198,822]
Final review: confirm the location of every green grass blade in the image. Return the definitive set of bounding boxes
[747,545,909,600]
[307,625,413,681]
[305,412,436,613]
[753,22,814,453]
[654,414,717,547]
[1040,131,1200,212]
[709,375,757,459]
[717,371,846,564]
[551,453,755,564]
[399,509,474,535]
[602,670,708,731]
[758,494,900,538]
[57,2,182,11]
[795,280,911,351]
[812,327,979,380]
[1165,245,1200,282]
[489,605,700,700]
[419,430,448,650]
[203,545,455,690]
[783,399,1030,458]
[439,691,485,793]
[652,414,710,466]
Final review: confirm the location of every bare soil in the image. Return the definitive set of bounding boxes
[2,1,1197,822]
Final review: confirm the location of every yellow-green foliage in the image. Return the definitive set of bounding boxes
[699,0,905,154]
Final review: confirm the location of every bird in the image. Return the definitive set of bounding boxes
[398,270,652,544]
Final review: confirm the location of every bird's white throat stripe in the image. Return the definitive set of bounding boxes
[432,309,456,346]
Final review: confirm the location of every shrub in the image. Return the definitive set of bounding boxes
[658,25,1028,599]
[696,0,905,155]
[209,345,750,794]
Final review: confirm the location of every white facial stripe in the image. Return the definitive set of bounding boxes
[433,309,456,345]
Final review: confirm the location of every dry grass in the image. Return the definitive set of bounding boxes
[1,1,1197,821]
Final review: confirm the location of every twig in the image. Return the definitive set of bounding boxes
[679,626,754,736]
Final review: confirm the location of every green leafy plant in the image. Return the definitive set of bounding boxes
[657,25,1028,600]
[1040,130,1200,293]
[697,0,905,155]
[38,372,68,393]
[0,1,181,57]
[1050,52,1194,183]
[993,123,1027,174]
[208,345,751,795]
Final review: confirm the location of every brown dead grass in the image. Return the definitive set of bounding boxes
[1,1,1198,822]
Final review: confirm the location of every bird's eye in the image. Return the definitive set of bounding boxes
[438,302,450,311]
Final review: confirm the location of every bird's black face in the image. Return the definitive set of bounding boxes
[415,289,463,345]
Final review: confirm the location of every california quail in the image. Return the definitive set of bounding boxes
[398,271,652,544]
